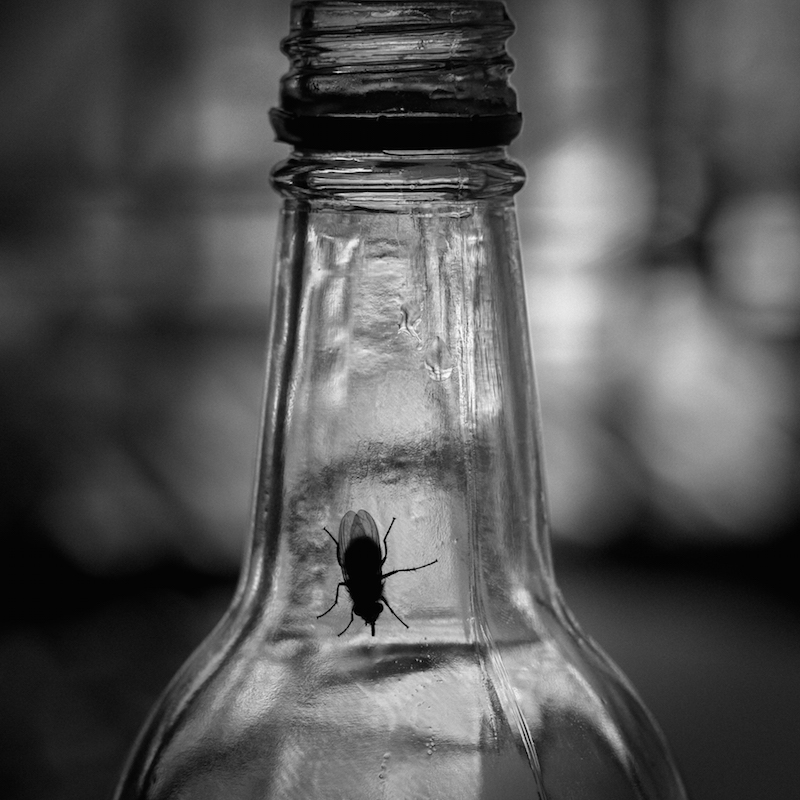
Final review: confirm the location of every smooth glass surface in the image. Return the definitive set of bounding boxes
[113,151,688,800]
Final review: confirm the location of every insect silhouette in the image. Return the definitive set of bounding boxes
[318,509,438,636]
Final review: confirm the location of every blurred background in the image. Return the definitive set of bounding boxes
[2,0,800,797]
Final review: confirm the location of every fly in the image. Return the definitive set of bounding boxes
[318,509,438,636]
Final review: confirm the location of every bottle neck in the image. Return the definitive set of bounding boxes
[240,149,555,644]
[271,147,526,205]
[270,1,522,150]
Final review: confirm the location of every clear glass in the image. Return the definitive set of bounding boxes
[113,149,688,799]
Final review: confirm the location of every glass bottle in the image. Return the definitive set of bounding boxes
[113,2,688,799]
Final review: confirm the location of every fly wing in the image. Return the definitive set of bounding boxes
[354,509,380,543]
[337,509,380,579]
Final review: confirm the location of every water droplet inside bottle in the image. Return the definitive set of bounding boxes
[379,751,390,780]
[398,302,422,343]
[424,336,454,381]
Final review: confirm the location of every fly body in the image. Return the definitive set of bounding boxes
[318,509,437,636]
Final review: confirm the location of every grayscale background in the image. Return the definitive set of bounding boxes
[2,0,799,798]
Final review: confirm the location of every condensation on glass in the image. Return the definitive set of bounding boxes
[113,3,689,798]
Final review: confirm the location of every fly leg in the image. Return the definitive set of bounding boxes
[337,608,355,636]
[382,559,437,580]
[323,526,338,545]
[381,595,409,629]
[322,526,343,567]
[318,582,346,618]
[380,517,396,565]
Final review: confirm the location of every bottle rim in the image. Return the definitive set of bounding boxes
[271,0,522,150]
